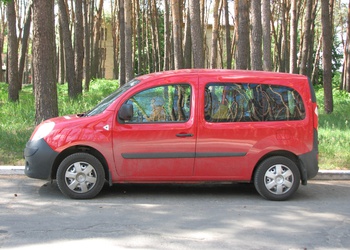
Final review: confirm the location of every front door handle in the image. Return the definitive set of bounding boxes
[176,133,194,137]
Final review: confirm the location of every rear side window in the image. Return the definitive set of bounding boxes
[125,84,191,123]
[205,83,305,122]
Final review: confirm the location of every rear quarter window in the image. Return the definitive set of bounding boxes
[205,83,305,122]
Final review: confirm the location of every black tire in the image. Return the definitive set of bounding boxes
[57,153,105,199]
[254,156,300,201]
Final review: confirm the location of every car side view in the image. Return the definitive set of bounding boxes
[24,69,319,200]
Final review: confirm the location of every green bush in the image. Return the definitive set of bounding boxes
[316,85,350,170]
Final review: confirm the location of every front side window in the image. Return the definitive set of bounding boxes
[125,84,191,123]
[205,83,305,122]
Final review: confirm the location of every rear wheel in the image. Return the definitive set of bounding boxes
[254,156,300,201]
[57,153,105,199]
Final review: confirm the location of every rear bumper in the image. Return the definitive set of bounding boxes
[24,139,58,180]
[299,149,319,183]
[298,130,319,184]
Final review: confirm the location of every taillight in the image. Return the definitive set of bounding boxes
[313,104,318,130]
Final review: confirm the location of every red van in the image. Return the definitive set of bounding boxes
[24,69,319,200]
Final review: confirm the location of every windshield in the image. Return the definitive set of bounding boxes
[86,79,140,117]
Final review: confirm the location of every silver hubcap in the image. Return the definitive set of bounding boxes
[264,164,294,195]
[64,162,97,193]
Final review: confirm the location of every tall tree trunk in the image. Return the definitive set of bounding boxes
[75,0,83,95]
[124,0,133,82]
[119,0,126,85]
[89,0,94,79]
[235,0,249,70]
[289,0,298,73]
[145,5,152,71]
[262,0,272,71]
[0,5,5,83]
[342,0,350,92]
[163,0,171,71]
[311,37,322,85]
[171,0,183,70]
[190,0,204,69]
[58,24,65,85]
[250,0,263,71]
[83,0,91,90]
[223,0,232,69]
[306,1,319,77]
[135,0,141,73]
[279,0,289,72]
[189,0,205,68]
[111,0,119,78]
[57,0,77,98]
[32,0,58,124]
[7,1,20,102]
[92,0,103,79]
[300,0,313,76]
[321,0,333,114]
[210,0,220,69]
[18,3,32,86]
[183,6,192,69]
[151,0,161,71]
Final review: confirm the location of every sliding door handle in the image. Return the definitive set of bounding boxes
[176,133,194,137]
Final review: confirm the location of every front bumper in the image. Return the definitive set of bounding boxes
[24,139,59,180]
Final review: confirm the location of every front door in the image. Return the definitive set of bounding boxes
[113,80,196,180]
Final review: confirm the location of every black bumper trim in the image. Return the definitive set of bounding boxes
[24,139,59,180]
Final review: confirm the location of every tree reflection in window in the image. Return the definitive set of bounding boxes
[205,83,305,122]
[126,84,191,123]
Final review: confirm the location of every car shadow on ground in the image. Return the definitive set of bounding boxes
[35,179,350,203]
[38,180,261,200]
[36,180,331,201]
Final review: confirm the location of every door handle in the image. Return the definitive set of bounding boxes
[176,133,194,137]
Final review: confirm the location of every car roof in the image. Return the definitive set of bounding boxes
[135,69,308,82]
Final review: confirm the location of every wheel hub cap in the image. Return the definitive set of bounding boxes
[264,164,294,195]
[276,175,284,184]
[64,162,97,194]
[76,173,86,183]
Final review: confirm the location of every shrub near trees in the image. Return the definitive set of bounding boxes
[1,0,350,123]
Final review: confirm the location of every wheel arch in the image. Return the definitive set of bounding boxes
[251,150,305,183]
[51,145,110,183]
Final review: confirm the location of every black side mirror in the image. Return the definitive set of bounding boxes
[118,103,133,121]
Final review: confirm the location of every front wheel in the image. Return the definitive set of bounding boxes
[57,153,105,199]
[254,156,300,201]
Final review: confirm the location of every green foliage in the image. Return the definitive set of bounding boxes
[0,84,35,165]
[316,82,350,170]
[56,79,119,116]
[0,79,118,165]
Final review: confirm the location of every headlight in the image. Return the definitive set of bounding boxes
[31,122,55,141]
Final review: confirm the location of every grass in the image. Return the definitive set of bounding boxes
[0,79,349,170]
[316,86,350,170]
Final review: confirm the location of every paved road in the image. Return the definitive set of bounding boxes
[0,175,349,250]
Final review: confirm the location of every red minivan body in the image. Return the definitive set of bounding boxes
[24,69,319,200]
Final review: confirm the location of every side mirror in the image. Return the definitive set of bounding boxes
[118,103,133,121]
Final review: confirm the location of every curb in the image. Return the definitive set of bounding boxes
[313,170,350,180]
[0,166,25,175]
[0,166,349,180]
